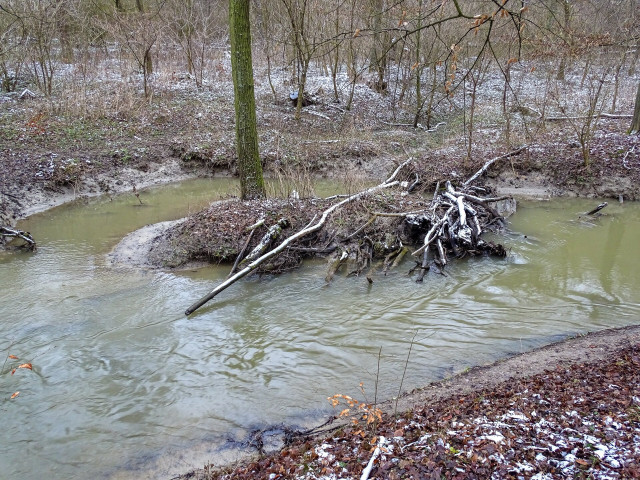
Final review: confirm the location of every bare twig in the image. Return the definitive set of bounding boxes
[395,331,418,418]
[463,145,528,187]
[1,226,36,250]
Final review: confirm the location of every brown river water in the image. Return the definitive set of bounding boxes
[1,179,639,479]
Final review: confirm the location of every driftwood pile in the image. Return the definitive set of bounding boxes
[407,180,508,282]
[186,155,518,315]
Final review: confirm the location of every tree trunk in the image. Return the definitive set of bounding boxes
[630,82,640,135]
[295,56,309,120]
[556,0,572,81]
[229,0,266,199]
[412,0,423,128]
[330,4,340,101]
[369,0,387,90]
[59,9,74,64]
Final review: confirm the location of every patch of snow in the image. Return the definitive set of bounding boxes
[315,443,335,462]
[478,433,505,444]
[502,411,529,422]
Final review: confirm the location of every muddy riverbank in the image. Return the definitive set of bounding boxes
[181,325,640,480]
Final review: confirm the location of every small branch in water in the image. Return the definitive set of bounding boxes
[131,184,143,205]
[585,202,608,216]
[1,226,36,250]
[415,248,429,282]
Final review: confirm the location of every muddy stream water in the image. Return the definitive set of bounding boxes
[1,179,639,479]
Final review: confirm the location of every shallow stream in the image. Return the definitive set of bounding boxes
[1,179,639,479]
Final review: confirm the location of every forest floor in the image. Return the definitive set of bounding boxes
[1,61,640,478]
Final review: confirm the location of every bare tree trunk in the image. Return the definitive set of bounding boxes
[466,57,486,166]
[59,9,74,64]
[369,0,387,91]
[424,64,437,129]
[467,84,477,165]
[136,0,153,96]
[144,47,153,75]
[630,82,640,135]
[256,1,277,102]
[330,4,340,102]
[412,0,423,128]
[502,62,512,148]
[295,56,309,119]
[610,52,625,114]
[556,0,572,81]
[628,46,640,76]
[229,0,266,199]
[345,0,358,110]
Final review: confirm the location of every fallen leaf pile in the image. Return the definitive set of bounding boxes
[207,343,640,479]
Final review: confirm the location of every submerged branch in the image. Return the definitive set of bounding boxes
[1,226,36,250]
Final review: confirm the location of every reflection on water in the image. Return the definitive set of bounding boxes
[1,184,639,479]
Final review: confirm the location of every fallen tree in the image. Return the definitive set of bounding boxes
[185,159,412,315]
[184,151,520,315]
